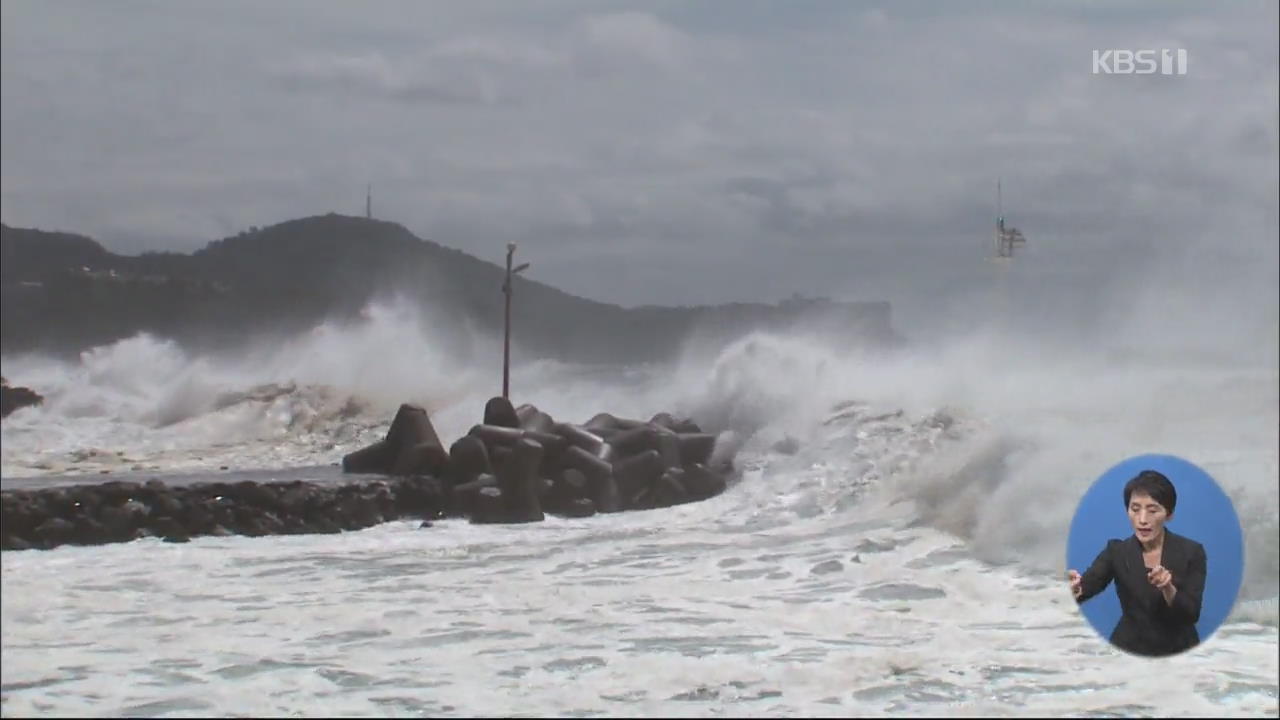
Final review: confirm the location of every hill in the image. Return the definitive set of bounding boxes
[0,215,898,362]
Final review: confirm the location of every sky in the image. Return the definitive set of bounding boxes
[1,0,1277,336]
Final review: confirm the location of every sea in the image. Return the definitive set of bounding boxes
[2,298,1277,717]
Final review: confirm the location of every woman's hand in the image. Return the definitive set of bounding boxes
[1147,565,1172,588]
[1068,569,1083,599]
[1148,565,1178,604]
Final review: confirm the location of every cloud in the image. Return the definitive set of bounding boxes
[271,52,512,106]
[0,0,1275,326]
[577,11,689,69]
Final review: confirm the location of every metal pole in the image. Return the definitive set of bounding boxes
[503,243,514,400]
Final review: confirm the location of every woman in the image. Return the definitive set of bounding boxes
[1067,469,1207,657]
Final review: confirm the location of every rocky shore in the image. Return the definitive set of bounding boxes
[1,377,43,418]
[1,397,734,551]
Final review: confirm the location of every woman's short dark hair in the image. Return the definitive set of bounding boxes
[1124,470,1177,515]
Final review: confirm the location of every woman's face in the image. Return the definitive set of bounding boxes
[1128,490,1171,544]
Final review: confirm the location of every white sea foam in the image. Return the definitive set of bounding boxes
[2,289,1277,715]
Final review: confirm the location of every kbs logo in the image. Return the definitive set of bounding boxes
[1092,49,1188,75]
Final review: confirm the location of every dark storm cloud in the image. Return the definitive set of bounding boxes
[1,0,1275,333]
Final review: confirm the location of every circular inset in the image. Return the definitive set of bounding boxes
[1065,453,1244,657]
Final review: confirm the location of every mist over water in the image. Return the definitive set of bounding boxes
[3,260,1276,598]
[2,240,1277,714]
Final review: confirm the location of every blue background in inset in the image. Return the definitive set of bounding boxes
[1066,454,1244,647]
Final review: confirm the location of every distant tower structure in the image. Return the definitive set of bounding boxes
[366,183,372,219]
[993,178,1026,261]
[990,178,1028,330]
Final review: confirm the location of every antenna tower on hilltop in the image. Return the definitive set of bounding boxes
[993,178,1026,262]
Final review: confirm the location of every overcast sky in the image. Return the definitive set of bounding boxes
[2,0,1276,335]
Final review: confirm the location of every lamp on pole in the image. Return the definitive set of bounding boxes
[502,242,530,400]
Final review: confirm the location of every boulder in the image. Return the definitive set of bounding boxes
[342,440,395,474]
[682,463,728,501]
[552,423,608,458]
[613,449,664,500]
[343,403,447,477]
[0,378,43,419]
[455,473,499,516]
[469,486,508,524]
[387,404,448,476]
[497,438,545,524]
[469,424,525,449]
[554,497,596,518]
[676,433,717,466]
[563,445,620,513]
[484,396,521,429]
[516,404,556,434]
[447,436,492,488]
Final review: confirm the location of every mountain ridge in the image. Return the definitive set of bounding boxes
[1,214,898,362]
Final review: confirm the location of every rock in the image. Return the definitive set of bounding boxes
[655,430,681,469]
[97,504,142,541]
[230,480,279,510]
[498,438,545,524]
[521,429,567,476]
[151,517,190,543]
[584,412,620,433]
[676,433,717,466]
[3,401,739,550]
[670,418,703,434]
[454,473,499,516]
[613,449,664,500]
[552,423,608,458]
[391,441,449,477]
[565,445,609,479]
[558,468,589,500]
[682,463,728,501]
[607,426,661,459]
[33,517,75,546]
[71,517,110,545]
[0,378,43,419]
[553,497,596,518]
[516,405,556,434]
[447,436,492,488]
[469,424,525,449]
[651,468,690,508]
[181,500,217,535]
[537,477,555,499]
[387,404,448,476]
[483,396,521,428]
[469,486,508,524]
[489,445,512,474]
[562,445,619,512]
[389,475,449,520]
[150,490,185,519]
[342,404,447,477]
[649,412,677,430]
[96,481,144,504]
[1,491,45,540]
[342,440,394,474]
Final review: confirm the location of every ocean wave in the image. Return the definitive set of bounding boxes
[2,298,1276,602]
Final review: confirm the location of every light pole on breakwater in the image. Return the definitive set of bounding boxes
[502,242,530,401]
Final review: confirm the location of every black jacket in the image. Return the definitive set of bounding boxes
[1076,530,1207,657]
